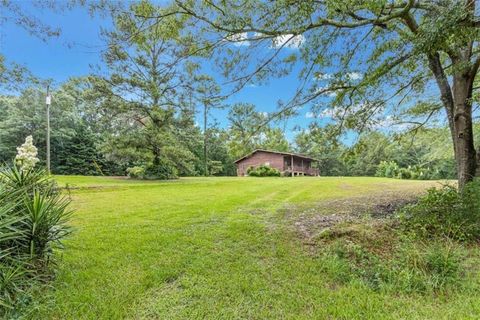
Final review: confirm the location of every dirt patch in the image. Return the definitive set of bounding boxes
[284,190,420,243]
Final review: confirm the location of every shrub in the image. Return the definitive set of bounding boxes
[126,166,145,179]
[376,161,434,180]
[0,139,72,315]
[145,159,178,180]
[376,161,399,178]
[247,165,281,177]
[399,181,480,241]
[397,167,412,179]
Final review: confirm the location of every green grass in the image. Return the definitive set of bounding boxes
[32,176,480,319]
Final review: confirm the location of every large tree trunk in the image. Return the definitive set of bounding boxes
[452,75,477,190]
[476,149,480,177]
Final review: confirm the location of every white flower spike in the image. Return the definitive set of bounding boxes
[15,136,40,171]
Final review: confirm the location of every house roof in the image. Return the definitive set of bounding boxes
[233,149,318,163]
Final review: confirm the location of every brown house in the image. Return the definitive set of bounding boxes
[234,149,320,176]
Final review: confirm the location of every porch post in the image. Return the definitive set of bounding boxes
[291,155,294,177]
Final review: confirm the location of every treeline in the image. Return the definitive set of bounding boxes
[295,124,471,180]
[0,1,471,180]
[0,82,291,178]
[0,81,467,180]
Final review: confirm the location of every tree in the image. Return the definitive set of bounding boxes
[52,121,100,175]
[0,81,113,175]
[154,0,480,189]
[295,124,347,176]
[343,132,391,176]
[89,1,198,178]
[227,102,290,159]
[227,103,267,158]
[193,75,223,176]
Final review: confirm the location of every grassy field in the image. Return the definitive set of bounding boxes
[33,176,480,319]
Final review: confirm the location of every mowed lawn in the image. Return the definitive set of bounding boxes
[34,176,479,319]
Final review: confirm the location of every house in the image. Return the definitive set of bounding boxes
[234,149,320,177]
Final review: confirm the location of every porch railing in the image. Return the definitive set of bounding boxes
[284,166,319,176]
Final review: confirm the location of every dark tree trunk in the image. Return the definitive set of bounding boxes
[476,149,480,177]
[427,50,478,190]
[452,74,477,190]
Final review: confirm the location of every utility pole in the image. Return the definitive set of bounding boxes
[46,85,51,174]
[203,101,208,177]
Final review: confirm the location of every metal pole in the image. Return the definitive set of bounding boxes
[46,85,51,174]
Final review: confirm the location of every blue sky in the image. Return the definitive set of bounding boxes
[1,2,330,143]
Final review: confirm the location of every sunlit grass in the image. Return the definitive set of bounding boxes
[33,176,479,319]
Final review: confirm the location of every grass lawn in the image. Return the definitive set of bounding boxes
[33,176,480,319]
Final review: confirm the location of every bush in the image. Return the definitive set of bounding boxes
[376,161,436,180]
[397,167,412,179]
[0,165,72,315]
[145,159,178,180]
[399,181,480,241]
[376,161,399,178]
[247,165,281,177]
[127,158,180,180]
[126,166,145,179]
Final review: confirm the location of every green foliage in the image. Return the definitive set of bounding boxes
[296,127,458,179]
[22,190,71,257]
[208,160,224,176]
[0,83,115,176]
[376,160,451,180]
[246,165,281,177]
[52,121,100,175]
[295,124,347,176]
[399,181,480,241]
[0,164,71,315]
[126,166,145,179]
[376,161,399,178]
[227,103,290,160]
[326,237,464,294]
[145,159,178,180]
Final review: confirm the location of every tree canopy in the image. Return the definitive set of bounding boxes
[144,0,480,187]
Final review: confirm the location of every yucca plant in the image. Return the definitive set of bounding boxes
[0,166,72,261]
[0,263,29,312]
[0,137,73,315]
[22,190,72,259]
[0,164,72,314]
[0,186,25,260]
[0,165,55,196]
[0,184,28,314]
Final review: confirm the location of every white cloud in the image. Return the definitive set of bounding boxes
[305,111,316,119]
[226,32,250,46]
[260,111,268,117]
[371,115,410,131]
[271,34,305,49]
[305,108,338,119]
[315,73,333,81]
[314,86,338,98]
[320,108,338,118]
[314,72,362,82]
[347,72,363,80]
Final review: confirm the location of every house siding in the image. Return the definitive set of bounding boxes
[236,151,284,176]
